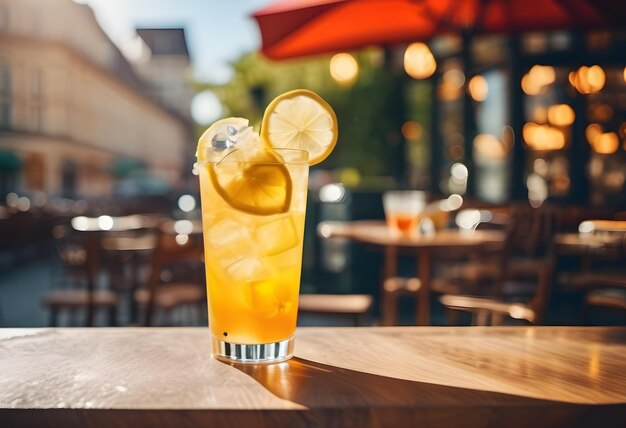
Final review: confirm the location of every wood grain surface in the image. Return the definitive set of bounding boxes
[1,327,625,427]
[319,220,505,248]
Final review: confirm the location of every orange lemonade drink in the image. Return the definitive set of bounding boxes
[196,90,337,363]
[198,151,308,345]
[386,213,420,236]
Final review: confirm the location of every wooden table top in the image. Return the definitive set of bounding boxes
[554,232,626,255]
[1,327,625,427]
[319,220,505,248]
[100,235,157,252]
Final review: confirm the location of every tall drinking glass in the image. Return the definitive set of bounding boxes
[198,148,308,364]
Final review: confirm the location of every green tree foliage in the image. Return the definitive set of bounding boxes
[199,50,430,182]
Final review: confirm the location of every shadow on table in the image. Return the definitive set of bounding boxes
[227,357,624,427]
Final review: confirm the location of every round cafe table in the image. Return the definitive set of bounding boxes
[318,220,506,326]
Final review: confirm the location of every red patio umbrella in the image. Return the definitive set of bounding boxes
[253,0,620,60]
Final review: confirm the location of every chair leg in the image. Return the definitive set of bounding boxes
[49,308,58,327]
[108,306,117,327]
[381,291,398,326]
[445,308,459,326]
[473,310,490,326]
[491,312,504,326]
[581,302,590,326]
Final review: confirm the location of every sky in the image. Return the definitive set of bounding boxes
[78,0,272,84]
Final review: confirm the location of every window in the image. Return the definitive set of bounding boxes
[0,6,9,31]
[30,68,43,130]
[0,62,11,127]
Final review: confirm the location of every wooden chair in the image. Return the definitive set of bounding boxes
[559,220,626,323]
[440,205,557,295]
[438,206,557,325]
[569,272,626,323]
[134,220,205,326]
[439,259,553,325]
[42,225,117,326]
[299,294,373,326]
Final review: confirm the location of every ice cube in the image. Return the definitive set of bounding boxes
[211,132,235,151]
[203,123,258,162]
[245,280,294,318]
[253,215,301,256]
[224,255,271,283]
[205,218,248,250]
[227,125,238,136]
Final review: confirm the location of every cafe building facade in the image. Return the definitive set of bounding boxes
[0,0,190,198]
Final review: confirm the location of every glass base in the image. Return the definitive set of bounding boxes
[211,336,294,364]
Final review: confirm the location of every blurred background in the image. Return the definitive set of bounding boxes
[1,0,625,328]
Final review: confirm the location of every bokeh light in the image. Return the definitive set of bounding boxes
[586,123,603,143]
[523,123,565,151]
[404,42,436,79]
[191,90,222,125]
[439,67,464,101]
[98,215,114,231]
[468,75,488,102]
[178,194,196,212]
[319,183,346,203]
[473,134,510,161]
[174,219,194,235]
[547,104,575,126]
[330,53,359,84]
[570,65,605,94]
[592,132,619,154]
[443,68,465,89]
[521,65,555,95]
[401,121,422,140]
[72,216,89,231]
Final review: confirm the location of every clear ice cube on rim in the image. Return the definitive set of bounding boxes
[210,125,258,151]
[203,124,260,163]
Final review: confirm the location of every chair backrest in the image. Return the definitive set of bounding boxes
[493,205,558,303]
[143,219,204,325]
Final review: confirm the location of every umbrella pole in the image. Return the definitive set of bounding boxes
[383,46,409,188]
[461,31,477,197]
[508,36,527,202]
[429,71,442,195]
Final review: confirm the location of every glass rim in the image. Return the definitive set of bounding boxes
[197,147,310,166]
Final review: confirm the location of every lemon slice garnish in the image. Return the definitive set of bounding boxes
[261,89,338,166]
[208,148,292,216]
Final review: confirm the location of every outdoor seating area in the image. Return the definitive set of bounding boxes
[1,199,622,329]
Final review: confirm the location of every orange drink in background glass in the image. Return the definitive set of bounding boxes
[383,191,426,237]
[196,90,337,364]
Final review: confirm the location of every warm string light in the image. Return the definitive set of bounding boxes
[521,65,555,95]
[569,65,605,94]
[404,42,436,79]
[439,67,464,101]
[468,75,488,102]
[547,104,575,127]
[585,123,619,154]
[401,121,422,140]
[329,53,359,84]
[523,123,566,151]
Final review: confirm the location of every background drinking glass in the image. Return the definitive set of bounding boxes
[383,191,426,236]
